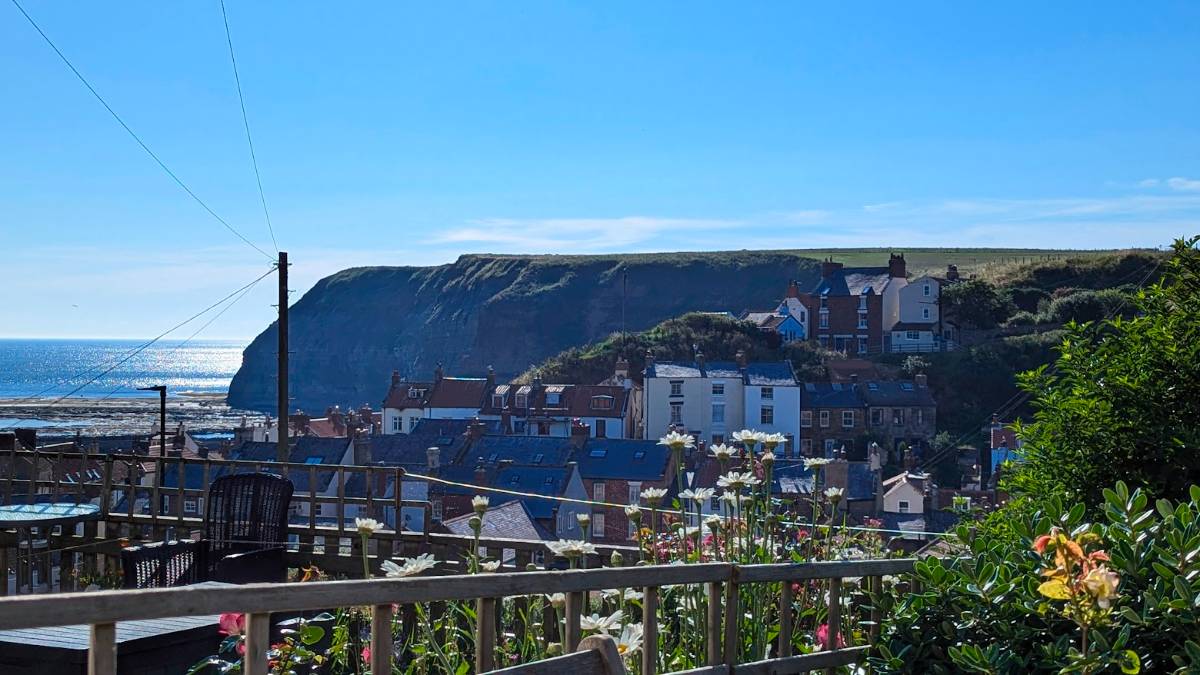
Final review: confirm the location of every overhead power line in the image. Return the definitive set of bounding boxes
[219,0,279,253]
[8,0,274,261]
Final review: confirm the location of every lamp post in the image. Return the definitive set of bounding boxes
[138,385,167,456]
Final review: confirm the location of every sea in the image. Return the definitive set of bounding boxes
[0,338,246,399]
[0,339,251,435]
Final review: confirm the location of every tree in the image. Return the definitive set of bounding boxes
[942,279,1014,328]
[1008,237,1200,509]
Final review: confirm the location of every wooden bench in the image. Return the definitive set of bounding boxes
[483,634,626,675]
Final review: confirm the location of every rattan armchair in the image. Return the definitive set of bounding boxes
[121,472,294,588]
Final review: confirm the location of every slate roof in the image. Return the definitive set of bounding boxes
[383,381,433,410]
[813,266,891,297]
[570,438,671,481]
[464,436,575,467]
[741,311,777,326]
[771,461,814,496]
[480,384,630,419]
[426,377,489,409]
[847,462,877,501]
[648,361,797,386]
[366,433,467,472]
[409,418,502,440]
[442,500,552,541]
[492,465,572,519]
[228,437,350,493]
[801,382,864,408]
[860,381,936,407]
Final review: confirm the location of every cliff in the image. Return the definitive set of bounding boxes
[227,251,824,413]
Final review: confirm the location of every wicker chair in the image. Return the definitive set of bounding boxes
[122,472,294,588]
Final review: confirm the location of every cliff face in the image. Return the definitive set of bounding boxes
[227,251,822,413]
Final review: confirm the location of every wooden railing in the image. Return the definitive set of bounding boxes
[0,557,916,675]
[0,448,637,593]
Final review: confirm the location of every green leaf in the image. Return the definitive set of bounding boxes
[1038,579,1071,600]
[300,623,325,646]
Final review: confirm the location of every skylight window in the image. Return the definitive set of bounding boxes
[304,457,323,465]
[633,450,646,460]
[533,453,544,464]
[589,449,607,458]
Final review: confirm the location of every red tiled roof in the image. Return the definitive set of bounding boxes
[427,377,489,409]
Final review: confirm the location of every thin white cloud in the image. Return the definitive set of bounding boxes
[427,216,740,252]
[1166,177,1200,192]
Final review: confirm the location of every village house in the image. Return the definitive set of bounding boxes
[567,429,674,543]
[643,350,800,453]
[380,372,432,434]
[800,381,868,458]
[861,375,938,458]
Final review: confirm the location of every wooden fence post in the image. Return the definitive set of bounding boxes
[372,603,393,674]
[642,585,659,675]
[779,579,794,657]
[824,577,842,675]
[476,597,497,672]
[706,581,722,666]
[564,591,583,652]
[723,570,739,667]
[244,612,271,675]
[88,622,116,675]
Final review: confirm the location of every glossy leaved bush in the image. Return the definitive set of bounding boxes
[870,481,1200,674]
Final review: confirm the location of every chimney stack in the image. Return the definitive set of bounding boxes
[474,464,487,485]
[946,264,960,281]
[888,252,907,279]
[915,373,928,388]
[467,417,487,442]
[353,431,372,465]
[570,418,590,447]
[434,362,444,383]
[391,370,401,387]
[735,349,748,369]
[614,357,630,383]
[820,258,843,278]
[486,365,495,389]
[786,279,800,299]
[695,349,706,373]
[644,350,656,373]
[426,446,440,470]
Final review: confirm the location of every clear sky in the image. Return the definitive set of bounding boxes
[2,1,1198,339]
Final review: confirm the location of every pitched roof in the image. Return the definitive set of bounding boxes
[570,438,671,481]
[801,382,864,408]
[426,377,489,409]
[771,461,814,495]
[567,385,629,419]
[847,462,877,500]
[442,500,552,541]
[409,418,501,440]
[464,436,575,467]
[648,361,797,386]
[490,465,573,519]
[383,380,433,409]
[741,311,776,326]
[860,381,936,407]
[228,437,350,493]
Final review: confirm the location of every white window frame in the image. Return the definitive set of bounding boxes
[761,387,774,400]
[819,314,829,329]
[898,500,910,513]
[592,512,606,538]
[670,381,683,397]
[711,402,725,425]
[760,405,773,425]
[923,284,931,297]
[593,482,605,502]
[628,482,641,505]
[711,382,724,396]
[819,410,830,428]
[183,498,198,515]
[842,410,854,429]
[922,307,930,320]
[857,316,868,329]
[669,403,683,425]
[800,410,812,428]
[906,330,920,340]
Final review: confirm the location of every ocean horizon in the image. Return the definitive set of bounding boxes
[0,338,247,400]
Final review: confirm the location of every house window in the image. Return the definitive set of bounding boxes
[670,381,683,397]
[824,439,835,453]
[592,512,605,538]
[818,336,829,348]
[819,314,829,329]
[819,410,830,428]
[801,410,812,428]
[492,394,504,408]
[923,284,931,297]
[593,482,606,502]
[871,408,884,426]
[712,382,724,396]
[711,403,725,424]
[670,403,683,425]
[628,519,638,540]
[820,296,828,309]
[857,316,868,329]
[915,409,924,424]
[183,499,198,515]
[893,409,905,425]
[859,295,867,310]
[408,416,418,431]
[514,420,527,434]
[591,396,613,410]
[537,422,550,435]
[533,453,544,464]
[922,307,930,320]
[391,416,401,432]
[842,411,854,429]
[515,393,528,408]
[595,419,607,438]
[761,387,774,400]
[628,482,641,505]
[711,433,724,445]
[760,405,773,425]
[432,500,443,521]
[546,392,562,406]
[906,330,920,341]
[898,500,910,514]
[858,337,867,354]
[801,438,813,455]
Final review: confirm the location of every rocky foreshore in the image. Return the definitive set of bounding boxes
[0,392,261,437]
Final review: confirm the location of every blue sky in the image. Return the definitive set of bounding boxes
[2,1,1198,339]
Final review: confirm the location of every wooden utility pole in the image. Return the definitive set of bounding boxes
[277,251,289,463]
[137,385,167,455]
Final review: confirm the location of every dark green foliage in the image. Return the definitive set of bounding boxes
[1006,286,1052,313]
[943,279,1016,328]
[1009,237,1200,508]
[988,250,1164,293]
[872,481,1200,674]
[1039,288,1132,325]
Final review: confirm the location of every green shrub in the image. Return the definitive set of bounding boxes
[1040,288,1131,325]
[1006,286,1052,313]
[871,481,1200,674]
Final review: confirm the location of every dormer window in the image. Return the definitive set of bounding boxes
[492,394,504,408]
[590,395,614,410]
[820,296,828,309]
[515,393,528,408]
[858,295,867,310]
[545,392,561,405]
